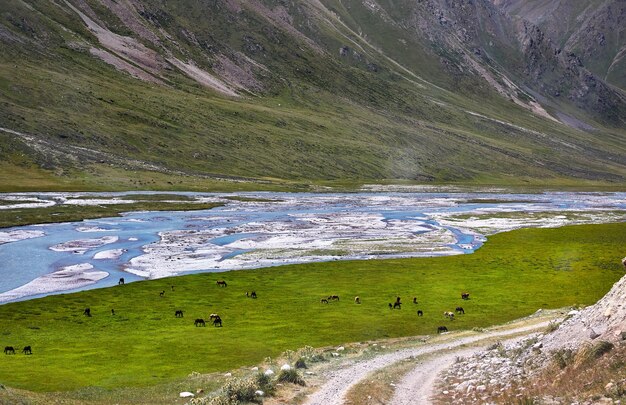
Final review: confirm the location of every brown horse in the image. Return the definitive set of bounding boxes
[437,326,448,333]
[455,307,465,314]
[216,280,227,287]
[461,292,470,300]
[83,308,91,317]
[194,318,206,327]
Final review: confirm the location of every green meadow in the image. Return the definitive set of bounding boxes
[0,223,624,392]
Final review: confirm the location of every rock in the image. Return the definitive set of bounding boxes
[255,390,264,396]
[476,385,486,392]
[455,381,471,392]
[336,346,345,351]
[251,366,259,371]
[589,329,600,339]
[568,310,580,316]
[264,369,274,376]
[533,342,543,350]
[443,390,449,395]
[331,352,340,357]
[196,389,204,394]
[305,371,315,375]
[605,382,614,390]
[224,372,232,377]
[179,392,195,398]
[281,364,291,371]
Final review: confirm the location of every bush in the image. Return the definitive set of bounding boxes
[277,369,306,386]
[295,357,307,369]
[221,377,261,404]
[255,372,275,396]
[553,348,573,369]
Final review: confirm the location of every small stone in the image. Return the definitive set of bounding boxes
[567,310,580,316]
[476,385,486,392]
[196,389,204,394]
[305,371,315,375]
[179,392,195,398]
[337,346,345,351]
[264,369,274,376]
[443,390,449,395]
[224,372,232,377]
[255,390,264,396]
[605,382,614,390]
[251,367,259,371]
[589,329,600,339]
[281,364,291,371]
[331,352,340,357]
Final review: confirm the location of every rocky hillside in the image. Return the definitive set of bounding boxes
[0,0,625,188]
[437,261,626,404]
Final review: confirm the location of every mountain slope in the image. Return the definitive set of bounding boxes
[0,0,624,189]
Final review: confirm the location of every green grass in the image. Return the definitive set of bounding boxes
[0,201,223,228]
[0,222,624,392]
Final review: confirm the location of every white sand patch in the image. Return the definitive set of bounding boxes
[93,249,126,260]
[62,198,136,206]
[76,226,119,232]
[0,263,108,303]
[0,230,45,245]
[50,236,119,254]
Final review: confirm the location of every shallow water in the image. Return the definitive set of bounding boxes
[0,191,624,303]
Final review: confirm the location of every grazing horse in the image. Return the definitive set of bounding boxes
[455,306,465,314]
[118,277,125,285]
[111,309,115,316]
[393,301,401,309]
[213,316,222,327]
[329,295,340,301]
[83,308,91,317]
[22,346,32,355]
[250,291,257,299]
[216,280,227,287]
[417,310,423,316]
[194,318,206,327]
[4,346,15,355]
[437,326,448,333]
[321,298,329,304]
[159,290,165,297]
[175,310,184,318]
[354,296,360,304]
[413,297,418,304]
[461,292,470,300]
[444,311,455,319]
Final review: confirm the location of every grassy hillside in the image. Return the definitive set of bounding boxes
[0,222,624,392]
[0,0,624,189]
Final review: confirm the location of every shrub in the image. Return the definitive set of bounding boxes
[295,357,307,369]
[545,322,560,333]
[277,369,306,386]
[255,372,275,396]
[553,348,573,369]
[221,377,261,404]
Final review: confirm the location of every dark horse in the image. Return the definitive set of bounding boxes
[118,277,125,285]
[417,310,423,316]
[455,306,465,314]
[250,291,257,299]
[216,280,227,287]
[393,301,401,309]
[4,346,15,355]
[194,318,206,327]
[212,316,222,327]
[175,310,184,318]
[437,326,448,333]
[461,292,470,300]
[22,346,32,355]
[83,308,91,317]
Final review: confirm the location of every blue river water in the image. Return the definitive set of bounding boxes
[0,191,624,303]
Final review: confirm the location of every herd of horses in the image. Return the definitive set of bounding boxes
[4,345,31,355]
[321,291,471,334]
[4,279,471,357]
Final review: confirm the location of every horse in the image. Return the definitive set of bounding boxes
[111,309,115,316]
[321,298,329,304]
[455,306,465,314]
[388,303,393,309]
[83,308,91,317]
[393,301,401,309]
[413,297,418,304]
[417,310,423,316]
[22,346,32,355]
[329,295,339,301]
[4,346,15,355]
[175,310,184,318]
[159,290,165,297]
[118,277,125,285]
[396,296,402,304]
[461,292,470,300]
[216,280,227,287]
[213,316,222,327]
[437,326,448,333]
[194,318,206,327]
[444,311,455,320]
[354,296,360,304]
[250,291,257,299]
[171,285,175,291]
